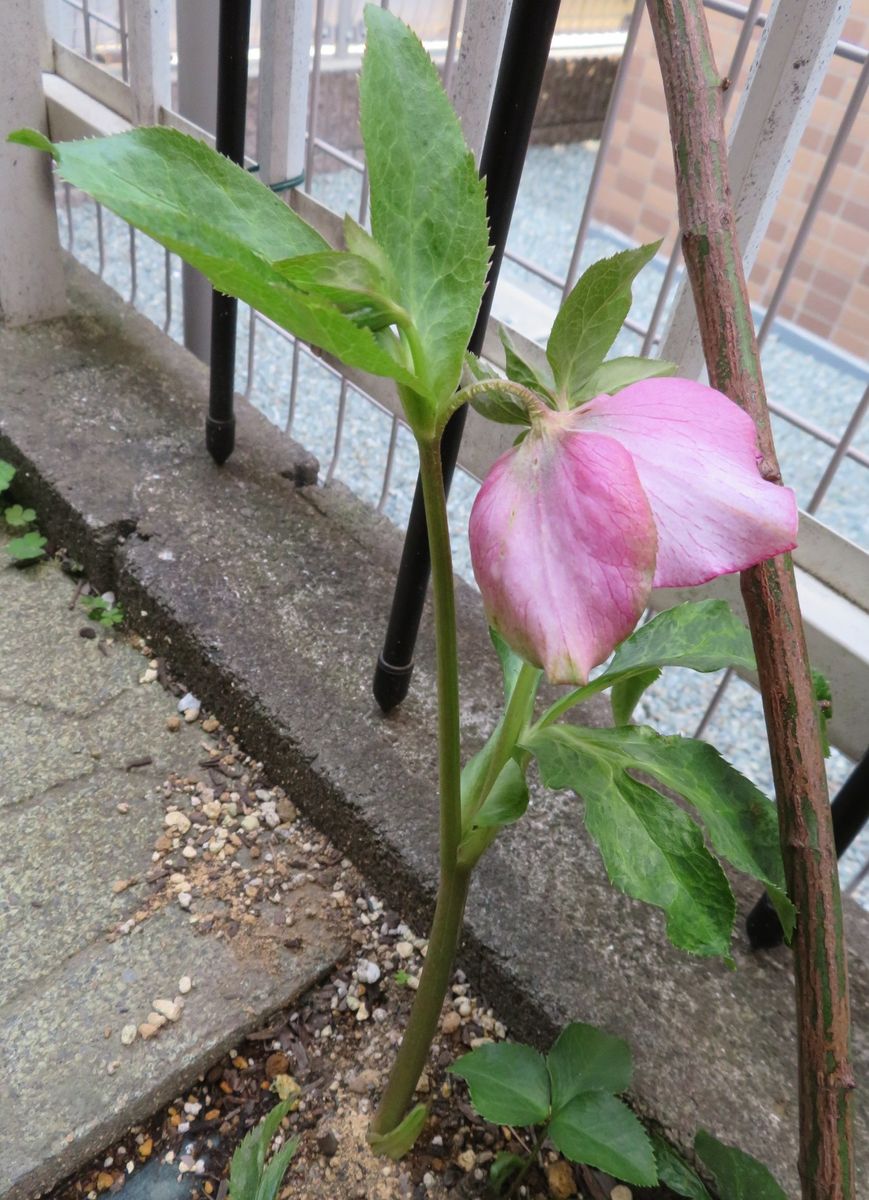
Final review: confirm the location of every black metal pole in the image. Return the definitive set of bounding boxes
[373,0,563,712]
[746,749,869,949]
[206,0,252,465]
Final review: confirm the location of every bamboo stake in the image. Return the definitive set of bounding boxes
[643,3,856,1196]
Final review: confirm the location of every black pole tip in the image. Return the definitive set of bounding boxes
[373,655,415,713]
[746,891,785,950]
[206,415,236,465]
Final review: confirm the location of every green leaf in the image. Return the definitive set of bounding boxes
[546,242,661,402]
[549,1093,657,1186]
[6,531,47,562]
[360,7,490,408]
[500,328,555,398]
[653,1136,713,1200]
[608,602,756,679]
[367,1103,428,1160]
[812,668,832,757]
[489,1151,527,1194]
[254,1136,299,1200]
[229,1098,293,1199]
[694,1130,788,1200]
[11,126,419,390]
[273,250,405,331]
[472,758,529,829]
[526,727,736,956]
[578,724,792,939]
[0,461,15,493]
[4,504,36,528]
[449,1043,551,1127]
[572,355,678,404]
[491,627,527,703]
[343,213,395,282]
[547,1023,633,1113]
[610,668,661,725]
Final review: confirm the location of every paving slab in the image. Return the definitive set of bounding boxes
[0,531,346,1200]
[1,258,867,1196]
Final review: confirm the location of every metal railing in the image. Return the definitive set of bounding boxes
[5,0,867,894]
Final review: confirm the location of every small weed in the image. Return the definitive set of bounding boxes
[1,460,48,565]
[81,594,125,629]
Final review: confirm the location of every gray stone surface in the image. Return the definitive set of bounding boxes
[0,530,345,1200]
[1,259,867,1196]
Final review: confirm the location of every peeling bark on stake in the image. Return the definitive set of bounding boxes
[644,3,855,1198]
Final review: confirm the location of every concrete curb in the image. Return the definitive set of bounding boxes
[2,259,866,1196]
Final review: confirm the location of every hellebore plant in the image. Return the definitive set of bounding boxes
[12,5,803,1172]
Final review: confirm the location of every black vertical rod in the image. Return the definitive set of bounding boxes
[372,0,563,712]
[746,750,869,949]
[206,0,252,465]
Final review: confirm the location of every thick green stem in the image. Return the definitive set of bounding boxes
[370,436,466,1139]
[645,3,854,1196]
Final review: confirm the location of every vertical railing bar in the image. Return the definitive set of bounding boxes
[127,0,171,126]
[640,248,682,355]
[285,340,302,434]
[441,0,465,97]
[561,0,646,299]
[118,0,129,81]
[243,311,258,399]
[693,669,733,740]
[81,0,92,57]
[95,200,105,275]
[162,248,172,333]
[757,53,869,350]
[128,225,137,304]
[64,183,74,251]
[326,378,349,484]
[304,0,327,195]
[377,416,401,514]
[723,0,765,90]
[807,382,869,514]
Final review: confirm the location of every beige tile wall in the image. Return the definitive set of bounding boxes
[593,8,868,361]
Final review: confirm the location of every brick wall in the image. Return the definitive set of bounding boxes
[593,7,869,360]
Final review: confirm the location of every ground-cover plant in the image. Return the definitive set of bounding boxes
[9,5,838,1190]
[0,460,47,563]
[227,1096,298,1200]
[450,1022,790,1197]
[81,592,125,628]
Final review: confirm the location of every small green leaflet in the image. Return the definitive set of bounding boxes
[694,1130,788,1200]
[610,668,661,726]
[367,1103,428,1159]
[0,461,15,493]
[471,758,529,829]
[228,1096,296,1200]
[490,626,527,703]
[273,251,406,330]
[488,1151,526,1194]
[546,1023,633,1110]
[812,668,833,757]
[4,504,36,528]
[6,531,47,562]
[549,1093,657,1186]
[524,722,794,953]
[448,1043,551,1127]
[8,127,419,392]
[500,327,556,400]
[360,7,490,410]
[571,355,678,405]
[653,1136,713,1200]
[546,242,661,403]
[462,354,531,427]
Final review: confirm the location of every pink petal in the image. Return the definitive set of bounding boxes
[574,378,798,587]
[469,421,657,685]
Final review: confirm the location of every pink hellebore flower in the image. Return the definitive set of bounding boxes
[469,378,798,685]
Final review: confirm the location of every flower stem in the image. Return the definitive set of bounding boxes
[370,435,467,1140]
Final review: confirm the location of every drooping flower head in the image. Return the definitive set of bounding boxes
[469,378,798,685]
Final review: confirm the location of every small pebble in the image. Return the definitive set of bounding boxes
[441,1011,462,1035]
[165,715,181,733]
[317,1131,339,1158]
[547,1160,577,1198]
[164,811,191,835]
[116,803,130,815]
[610,1188,632,1200]
[347,1069,380,1094]
[178,892,192,910]
[138,1022,159,1040]
[153,998,182,1022]
[79,626,97,640]
[184,707,200,723]
[457,1149,476,1173]
[395,941,414,959]
[178,976,192,995]
[356,959,381,985]
[120,1025,137,1046]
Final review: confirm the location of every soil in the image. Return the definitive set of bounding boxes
[41,625,684,1200]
